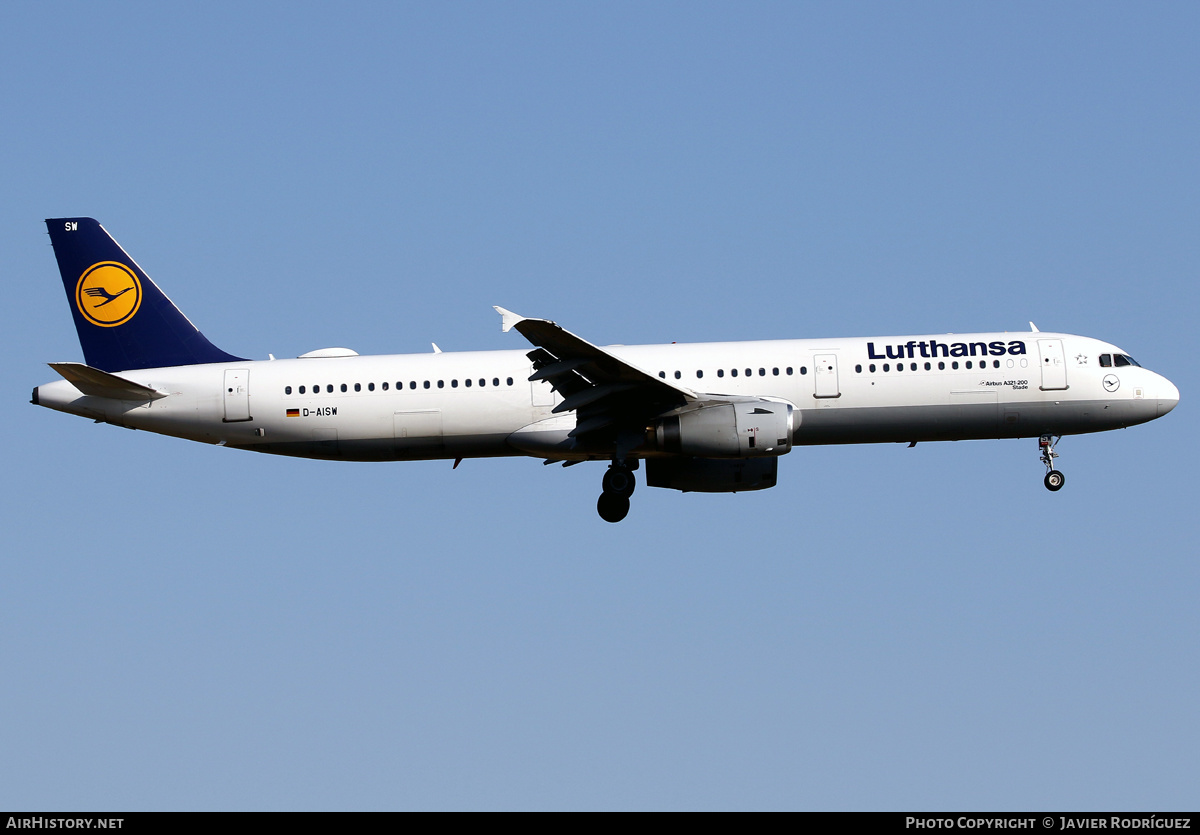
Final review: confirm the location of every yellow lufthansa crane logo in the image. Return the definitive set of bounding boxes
[75,262,142,327]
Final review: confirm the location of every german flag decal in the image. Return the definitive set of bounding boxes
[286,408,300,417]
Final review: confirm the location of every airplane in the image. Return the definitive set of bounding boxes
[32,217,1180,523]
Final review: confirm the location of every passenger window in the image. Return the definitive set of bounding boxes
[341,383,348,392]
[285,386,292,394]
[354,383,361,392]
[327,385,334,393]
[731,369,738,377]
[938,362,945,370]
[674,371,681,379]
[423,381,430,389]
[897,363,904,372]
[758,368,765,376]
[507,377,513,386]
[494,378,500,387]
[368,383,375,391]
[479,378,486,387]
[451,379,458,388]
[883,363,890,372]
[717,369,724,378]
[659,371,665,379]
[745,368,752,377]
[800,367,807,375]
[869,364,876,373]
[382,382,388,391]
[465,378,471,387]
[410,381,417,389]
[951,362,959,370]
[855,364,862,373]
[696,370,703,378]
[786,367,793,375]
[772,368,779,376]
[437,380,444,388]
[965,361,972,369]
[924,362,931,371]
[910,363,917,371]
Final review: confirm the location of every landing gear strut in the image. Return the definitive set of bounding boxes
[597,462,636,522]
[1039,435,1065,492]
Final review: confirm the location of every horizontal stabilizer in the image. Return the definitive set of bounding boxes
[48,362,168,401]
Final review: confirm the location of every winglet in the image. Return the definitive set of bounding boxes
[494,306,525,334]
[1029,322,1040,333]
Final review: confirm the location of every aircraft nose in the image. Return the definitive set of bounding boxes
[1158,377,1180,418]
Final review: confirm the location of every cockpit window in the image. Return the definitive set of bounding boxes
[1116,354,1141,367]
[1099,354,1112,367]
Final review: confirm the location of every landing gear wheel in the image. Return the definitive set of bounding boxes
[602,466,636,498]
[597,492,630,523]
[1039,435,1065,492]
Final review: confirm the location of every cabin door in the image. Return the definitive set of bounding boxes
[223,369,251,422]
[1037,340,1069,391]
[813,355,841,399]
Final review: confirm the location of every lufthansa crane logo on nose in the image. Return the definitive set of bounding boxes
[75,262,142,327]
[1103,374,1120,392]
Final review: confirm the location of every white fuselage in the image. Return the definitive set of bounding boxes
[34,331,1179,463]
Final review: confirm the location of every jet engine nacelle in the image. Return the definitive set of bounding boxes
[646,457,778,493]
[654,399,794,458]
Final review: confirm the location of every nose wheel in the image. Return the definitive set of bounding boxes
[597,463,636,522]
[1039,435,1065,492]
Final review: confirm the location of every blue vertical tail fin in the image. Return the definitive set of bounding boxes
[45,217,244,372]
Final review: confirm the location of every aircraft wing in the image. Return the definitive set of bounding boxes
[495,307,693,449]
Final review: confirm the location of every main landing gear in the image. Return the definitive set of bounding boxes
[597,462,636,523]
[1039,434,1065,492]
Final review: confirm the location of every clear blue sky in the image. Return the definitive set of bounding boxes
[2,1,1197,810]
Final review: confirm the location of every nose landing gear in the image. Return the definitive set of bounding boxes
[597,462,636,523]
[1039,435,1065,492]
